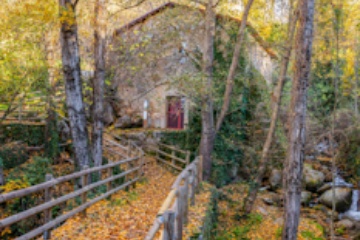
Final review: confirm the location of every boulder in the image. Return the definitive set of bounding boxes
[304,164,325,192]
[131,115,143,128]
[301,191,312,206]
[57,120,71,142]
[335,219,354,230]
[115,115,132,128]
[269,169,282,190]
[319,187,352,212]
[103,102,115,126]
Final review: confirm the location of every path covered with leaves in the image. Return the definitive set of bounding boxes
[51,159,177,240]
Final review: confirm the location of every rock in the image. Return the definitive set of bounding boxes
[269,169,282,190]
[261,192,282,207]
[115,115,132,128]
[301,191,312,206]
[325,172,333,182]
[335,219,354,230]
[256,206,268,215]
[259,186,270,192]
[274,217,284,225]
[319,187,353,212]
[318,183,332,194]
[57,120,71,141]
[103,102,115,126]
[304,164,325,192]
[262,198,275,206]
[131,115,143,128]
[326,209,339,220]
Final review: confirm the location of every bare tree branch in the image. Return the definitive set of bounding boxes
[73,0,79,8]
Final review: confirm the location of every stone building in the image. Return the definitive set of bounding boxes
[109,2,277,130]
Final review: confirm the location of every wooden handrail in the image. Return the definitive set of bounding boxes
[155,156,183,171]
[157,189,177,217]
[148,146,187,164]
[0,157,137,203]
[16,178,139,240]
[0,135,146,239]
[0,166,139,229]
[157,143,188,154]
[145,156,202,240]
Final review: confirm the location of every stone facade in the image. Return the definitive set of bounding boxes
[109,3,277,129]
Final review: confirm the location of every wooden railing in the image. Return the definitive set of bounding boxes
[145,156,203,240]
[0,138,144,240]
[147,143,190,171]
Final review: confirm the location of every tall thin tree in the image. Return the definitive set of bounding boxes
[243,0,299,214]
[59,0,91,169]
[92,0,107,168]
[200,0,216,180]
[282,0,315,239]
[215,0,255,133]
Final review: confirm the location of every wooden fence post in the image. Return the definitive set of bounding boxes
[18,100,22,122]
[81,165,89,217]
[127,139,131,157]
[189,168,196,206]
[140,154,144,177]
[198,156,203,183]
[107,166,112,193]
[43,173,54,240]
[183,176,189,225]
[156,145,159,166]
[185,151,190,166]
[163,210,175,240]
[171,150,175,166]
[132,158,137,189]
[175,188,183,240]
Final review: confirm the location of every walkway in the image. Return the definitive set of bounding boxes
[51,157,177,240]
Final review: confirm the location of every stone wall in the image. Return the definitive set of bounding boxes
[110,5,276,129]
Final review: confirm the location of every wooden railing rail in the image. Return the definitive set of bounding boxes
[0,157,137,204]
[147,143,190,172]
[145,156,203,240]
[0,136,145,240]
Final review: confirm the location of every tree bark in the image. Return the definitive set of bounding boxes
[200,0,215,181]
[0,166,4,186]
[92,0,107,168]
[59,0,90,168]
[215,0,255,133]
[355,38,359,118]
[243,1,298,214]
[282,0,315,239]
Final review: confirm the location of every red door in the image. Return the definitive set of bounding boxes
[167,97,184,129]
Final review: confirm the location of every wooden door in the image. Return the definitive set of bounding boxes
[167,97,184,129]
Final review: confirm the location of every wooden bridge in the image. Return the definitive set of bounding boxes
[0,134,204,240]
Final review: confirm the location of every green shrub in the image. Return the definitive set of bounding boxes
[0,124,45,146]
[0,142,28,169]
[7,156,52,185]
[2,157,52,238]
[201,188,219,240]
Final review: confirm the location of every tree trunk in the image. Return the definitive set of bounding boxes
[355,38,359,118]
[200,0,215,181]
[215,0,255,133]
[59,0,90,169]
[92,0,107,169]
[243,1,298,214]
[0,159,4,185]
[282,0,315,239]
